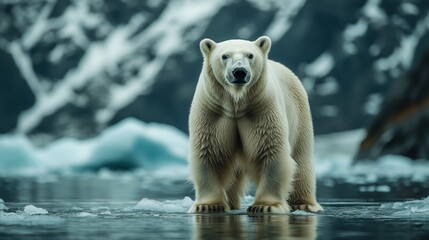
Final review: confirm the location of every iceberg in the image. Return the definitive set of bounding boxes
[0,118,189,176]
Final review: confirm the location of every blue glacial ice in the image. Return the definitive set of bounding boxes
[0,118,189,176]
[1,120,428,183]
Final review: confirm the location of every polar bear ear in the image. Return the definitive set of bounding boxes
[254,36,271,55]
[200,38,217,57]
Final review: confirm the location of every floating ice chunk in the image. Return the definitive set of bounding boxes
[24,205,48,215]
[100,211,112,215]
[380,196,429,216]
[0,212,64,226]
[0,199,7,210]
[292,210,316,216]
[133,197,194,213]
[77,212,97,217]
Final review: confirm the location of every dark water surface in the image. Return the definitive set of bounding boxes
[1,174,429,240]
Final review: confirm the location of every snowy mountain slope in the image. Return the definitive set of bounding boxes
[1,0,429,145]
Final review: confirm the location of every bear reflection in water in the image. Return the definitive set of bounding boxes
[192,214,317,240]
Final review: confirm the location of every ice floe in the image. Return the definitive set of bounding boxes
[24,205,48,215]
[76,212,97,217]
[0,206,64,226]
[380,196,429,217]
[131,197,194,213]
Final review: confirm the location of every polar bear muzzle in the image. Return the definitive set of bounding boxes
[231,68,248,84]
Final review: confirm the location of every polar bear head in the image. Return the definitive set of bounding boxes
[199,36,271,98]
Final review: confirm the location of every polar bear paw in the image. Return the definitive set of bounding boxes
[291,203,324,213]
[188,203,228,213]
[247,203,290,214]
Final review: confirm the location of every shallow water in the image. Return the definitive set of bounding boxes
[1,174,429,240]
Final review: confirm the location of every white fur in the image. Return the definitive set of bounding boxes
[188,36,323,214]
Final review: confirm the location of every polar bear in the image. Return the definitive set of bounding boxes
[188,36,323,214]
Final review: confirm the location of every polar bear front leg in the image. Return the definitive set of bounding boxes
[288,145,324,213]
[247,154,296,214]
[188,160,233,213]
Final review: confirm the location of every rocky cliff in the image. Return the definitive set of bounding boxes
[355,48,429,161]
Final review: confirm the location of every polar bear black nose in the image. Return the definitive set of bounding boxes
[232,68,247,82]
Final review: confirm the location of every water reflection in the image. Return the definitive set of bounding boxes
[192,213,317,240]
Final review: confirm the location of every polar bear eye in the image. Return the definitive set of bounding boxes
[222,55,228,60]
[248,54,254,59]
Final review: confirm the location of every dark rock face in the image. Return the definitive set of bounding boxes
[355,49,429,161]
[1,0,429,145]
[0,48,36,132]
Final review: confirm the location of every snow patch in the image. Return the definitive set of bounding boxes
[305,53,334,78]
[264,0,306,42]
[401,2,419,15]
[362,0,387,25]
[132,197,194,213]
[342,19,368,54]
[315,77,338,96]
[363,93,383,115]
[374,12,429,72]
[24,205,48,215]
